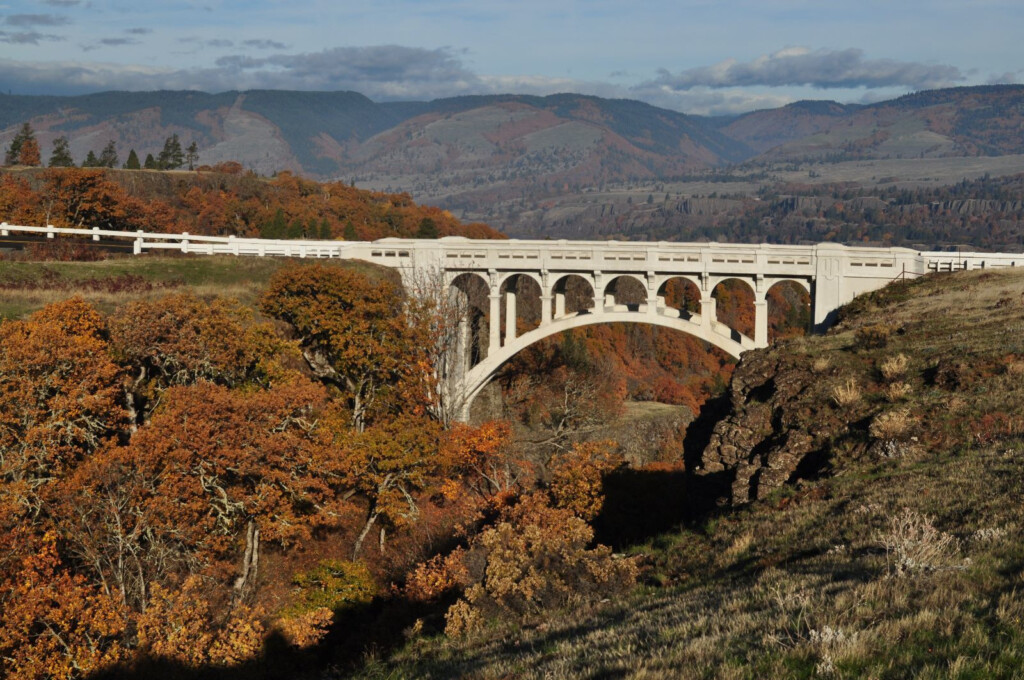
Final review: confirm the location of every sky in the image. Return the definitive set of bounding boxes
[0,0,1020,115]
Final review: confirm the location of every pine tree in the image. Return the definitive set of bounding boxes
[83,150,99,167]
[48,136,75,167]
[343,219,357,240]
[4,122,35,166]
[185,141,199,170]
[97,140,118,168]
[144,153,156,170]
[157,133,184,170]
[125,148,141,170]
[318,218,332,240]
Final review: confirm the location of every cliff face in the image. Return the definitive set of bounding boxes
[698,348,843,504]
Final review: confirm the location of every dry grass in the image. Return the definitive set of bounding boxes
[831,378,862,408]
[883,381,912,402]
[869,408,915,441]
[879,353,910,381]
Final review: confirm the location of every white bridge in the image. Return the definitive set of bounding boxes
[3,223,1021,420]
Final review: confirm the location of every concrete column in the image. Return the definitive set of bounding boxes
[702,296,717,329]
[555,292,566,318]
[540,294,553,324]
[754,300,769,347]
[488,293,501,355]
[813,245,845,331]
[646,273,659,314]
[456,314,470,378]
[505,290,517,344]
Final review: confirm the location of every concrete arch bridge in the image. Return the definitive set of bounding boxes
[2,223,1021,420]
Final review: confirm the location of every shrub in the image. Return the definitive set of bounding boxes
[811,356,832,374]
[869,408,915,441]
[289,559,377,614]
[854,324,893,350]
[884,381,912,402]
[831,378,862,408]
[880,508,960,577]
[879,353,909,381]
[444,496,637,636]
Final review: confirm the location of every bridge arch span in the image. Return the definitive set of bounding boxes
[460,308,749,415]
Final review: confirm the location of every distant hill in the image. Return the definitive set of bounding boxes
[724,85,1024,160]
[4,85,1024,238]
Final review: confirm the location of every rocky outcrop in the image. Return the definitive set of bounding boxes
[697,347,851,504]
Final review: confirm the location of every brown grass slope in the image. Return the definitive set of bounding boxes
[355,268,1024,679]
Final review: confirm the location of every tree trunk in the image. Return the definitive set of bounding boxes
[233,520,260,596]
[352,510,378,559]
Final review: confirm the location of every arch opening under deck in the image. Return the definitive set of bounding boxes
[458,310,748,418]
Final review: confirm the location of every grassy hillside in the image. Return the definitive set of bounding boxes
[0,255,392,321]
[354,267,1024,679]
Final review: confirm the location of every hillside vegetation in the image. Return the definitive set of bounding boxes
[353,267,1024,679]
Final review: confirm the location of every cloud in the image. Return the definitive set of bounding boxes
[642,48,964,91]
[99,37,139,47]
[41,0,81,5]
[0,31,63,45]
[178,36,234,48]
[242,39,288,50]
[5,13,71,27]
[126,28,152,35]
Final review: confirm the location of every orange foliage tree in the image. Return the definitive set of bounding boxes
[260,264,416,431]
[0,298,126,519]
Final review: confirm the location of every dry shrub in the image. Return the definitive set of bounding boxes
[879,353,909,381]
[831,378,862,408]
[136,576,265,666]
[1006,361,1024,377]
[444,496,637,636]
[811,356,832,374]
[884,381,912,402]
[880,508,961,577]
[869,408,915,441]
[548,441,619,521]
[404,548,471,602]
[274,608,334,648]
[854,324,893,350]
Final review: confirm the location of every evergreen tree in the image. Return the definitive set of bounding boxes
[83,150,99,167]
[125,148,141,170]
[260,208,287,239]
[97,140,118,168]
[287,218,304,239]
[343,219,357,240]
[48,136,75,167]
[4,122,35,166]
[157,133,184,170]
[416,217,439,238]
[143,153,157,170]
[318,218,332,240]
[185,141,199,170]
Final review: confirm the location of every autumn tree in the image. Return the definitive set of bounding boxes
[0,298,126,519]
[48,136,75,167]
[260,264,413,431]
[108,293,280,425]
[0,533,128,680]
[67,379,334,602]
[5,122,37,166]
[331,413,448,557]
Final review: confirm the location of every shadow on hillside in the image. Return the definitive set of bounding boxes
[593,393,735,549]
[88,593,448,680]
